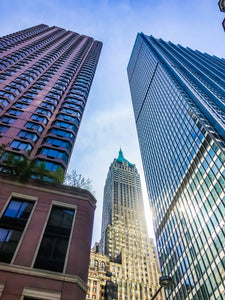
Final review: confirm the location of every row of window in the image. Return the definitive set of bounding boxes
[0,35,102,175]
[0,29,62,76]
[0,24,49,52]
[9,139,69,163]
[0,29,73,95]
[93,260,105,271]
[0,112,78,134]
[0,122,73,155]
[0,197,75,273]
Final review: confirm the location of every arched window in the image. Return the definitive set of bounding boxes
[100,261,105,271]
[94,260,98,270]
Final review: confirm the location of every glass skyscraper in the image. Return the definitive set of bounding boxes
[127,33,225,299]
[0,24,102,180]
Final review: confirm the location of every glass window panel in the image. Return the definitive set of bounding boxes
[34,206,74,272]
[0,198,34,263]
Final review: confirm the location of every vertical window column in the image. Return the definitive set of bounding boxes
[34,205,75,272]
[0,197,34,263]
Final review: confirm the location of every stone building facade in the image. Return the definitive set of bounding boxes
[87,150,165,300]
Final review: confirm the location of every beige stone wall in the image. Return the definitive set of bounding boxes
[87,231,165,300]
[86,251,111,300]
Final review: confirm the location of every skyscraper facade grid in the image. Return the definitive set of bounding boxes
[0,24,102,179]
[128,33,225,299]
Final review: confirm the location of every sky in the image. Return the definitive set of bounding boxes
[0,0,224,245]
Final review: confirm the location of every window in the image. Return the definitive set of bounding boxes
[0,197,34,263]
[57,114,79,127]
[31,114,47,125]
[8,109,22,116]
[35,160,64,172]
[94,260,98,270]
[41,102,55,111]
[19,97,33,104]
[54,83,66,91]
[0,125,9,133]
[34,206,75,272]
[44,97,58,106]
[25,122,43,133]
[0,91,15,100]
[47,92,61,100]
[63,103,82,116]
[18,130,38,142]
[0,98,9,107]
[5,86,20,95]
[11,140,32,151]
[60,107,78,115]
[36,108,52,117]
[100,261,105,271]
[54,121,77,133]
[24,91,37,98]
[44,137,72,151]
[19,79,30,86]
[11,81,26,90]
[70,88,88,97]
[41,148,68,163]
[1,116,16,124]
[14,102,28,109]
[49,129,75,141]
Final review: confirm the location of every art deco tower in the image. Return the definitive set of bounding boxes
[128,33,225,299]
[0,24,102,179]
[99,150,164,300]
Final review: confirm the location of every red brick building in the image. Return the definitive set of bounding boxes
[0,175,96,299]
[0,24,102,180]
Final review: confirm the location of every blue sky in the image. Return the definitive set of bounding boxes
[1,0,224,244]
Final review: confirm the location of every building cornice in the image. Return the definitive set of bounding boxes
[0,263,88,292]
[0,175,96,208]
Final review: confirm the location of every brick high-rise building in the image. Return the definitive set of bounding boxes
[97,150,164,300]
[0,24,102,180]
[128,33,225,299]
[0,25,102,300]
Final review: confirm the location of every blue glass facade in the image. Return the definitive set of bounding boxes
[127,33,225,299]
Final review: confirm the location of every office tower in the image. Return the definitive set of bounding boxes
[128,33,225,299]
[0,24,102,180]
[0,25,101,300]
[98,150,164,300]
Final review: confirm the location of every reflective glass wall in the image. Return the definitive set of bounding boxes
[128,33,225,300]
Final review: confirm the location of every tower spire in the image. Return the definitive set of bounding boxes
[118,148,124,160]
[116,148,134,166]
